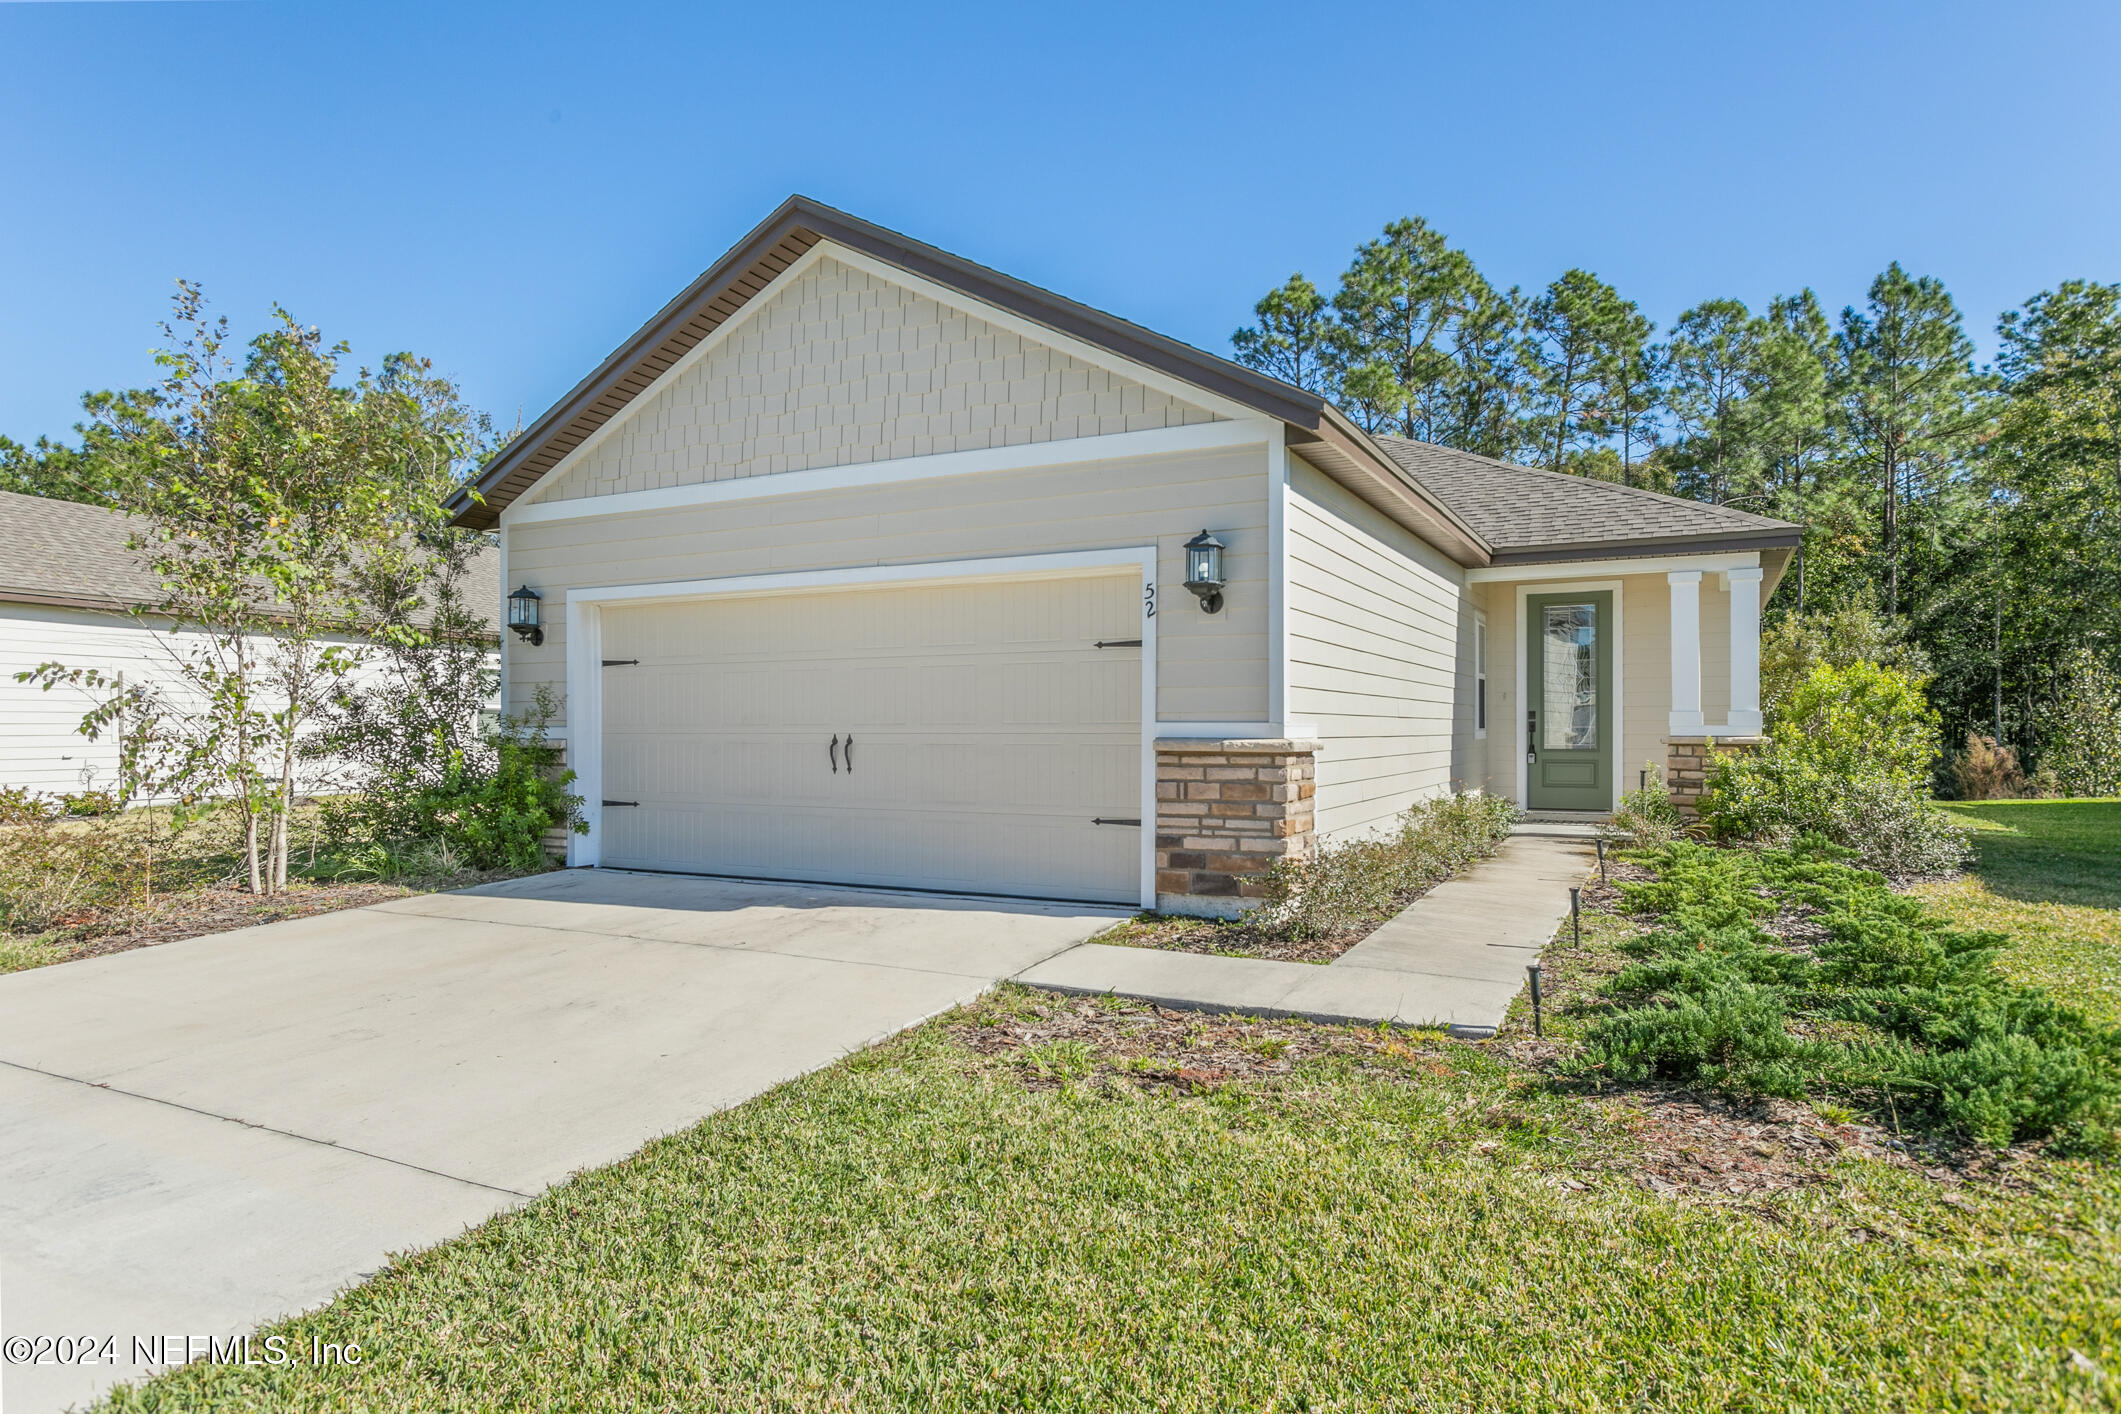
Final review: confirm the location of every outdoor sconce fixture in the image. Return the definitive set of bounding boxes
[1183,529,1226,614]
[506,584,544,646]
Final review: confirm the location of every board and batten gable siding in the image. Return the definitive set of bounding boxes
[1284,454,1474,841]
[527,255,1223,507]
[504,442,1272,727]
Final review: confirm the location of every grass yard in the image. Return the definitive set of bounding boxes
[104,982,2121,1413]
[1926,800,2121,1027]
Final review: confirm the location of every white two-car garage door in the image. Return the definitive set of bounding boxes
[596,571,1143,904]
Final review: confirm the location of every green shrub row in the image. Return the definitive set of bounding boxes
[1256,791,1520,942]
[1573,837,2119,1151]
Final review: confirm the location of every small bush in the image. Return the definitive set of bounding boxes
[322,686,583,874]
[1574,839,2120,1150]
[1950,732,2024,800]
[1255,791,1519,942]
[1759,600,1930,725]
[1700,661,1968,876]
[1606,765,1684,847]
[2035,646,2121,797]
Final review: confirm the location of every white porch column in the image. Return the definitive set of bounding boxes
[1667,570,1704,732]
[1725,565,1764,733]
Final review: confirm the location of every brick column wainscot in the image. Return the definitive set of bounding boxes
[1154,738,1319,919]
[1663,734,1764,816]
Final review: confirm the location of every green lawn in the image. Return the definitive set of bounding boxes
[1926,800,2121,1027]
[104,986,2121,1413]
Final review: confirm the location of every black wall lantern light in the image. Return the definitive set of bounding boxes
[506,584,544,646]
[1183,529,1226,614]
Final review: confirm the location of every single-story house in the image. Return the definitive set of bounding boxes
[0,489,498,799]
[448,197,1800,917]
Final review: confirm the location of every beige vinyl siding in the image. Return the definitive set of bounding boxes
[505,443,1270,727]
[1285,455,1472,841]
[530,256,1221,506]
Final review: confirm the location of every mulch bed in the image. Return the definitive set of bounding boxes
[953,993,1444,1092]
[1097,872,1465,965]
[959,991,2040,1208]
[1582,1087,2038,1204]
[32,881,425,964]
[1094,913,1377,964]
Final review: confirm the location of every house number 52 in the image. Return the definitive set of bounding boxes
[1144,581,1156,618]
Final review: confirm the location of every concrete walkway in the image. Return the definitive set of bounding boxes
[1017,834,1596,1033]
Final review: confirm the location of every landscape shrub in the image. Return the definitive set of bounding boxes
[1700,661,1969,876]
[321,686,582,875]
[1758,601,1930,726]
[1950,732,2025,800]
[1605,765,1685,847]
[1574,838,2120,1150]
[1255,791,1518,942]
[0,791,140,932]
[2035,645,2121,796]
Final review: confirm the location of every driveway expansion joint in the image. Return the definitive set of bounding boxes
[1,1056,539,1202]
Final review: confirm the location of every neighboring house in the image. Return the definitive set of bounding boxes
[0,489,499,799]
[449,197,1799,917]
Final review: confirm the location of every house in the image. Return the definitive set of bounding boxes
[448,197,1799,917]
[0,489,499,799]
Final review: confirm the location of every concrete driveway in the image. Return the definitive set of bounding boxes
[0,869,1118,1412]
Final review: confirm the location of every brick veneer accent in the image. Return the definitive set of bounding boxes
[1664,734,1764,816]
[1153,738,1319,919]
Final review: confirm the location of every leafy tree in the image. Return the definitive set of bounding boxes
[1831,264,1988,617]
[1524,269,1639,473]
[1429,279,1532,459]
[1231,273,1334,395]
[1664,299,1765,504]
[23,284,495,895]
[1323,218,1483,439]
[2035,646,2121,796]
[1599,308,1664,487]
[0,407,154,507]
[1232,218,1532,458]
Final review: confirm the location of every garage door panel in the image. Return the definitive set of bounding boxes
[598,572,1141,903]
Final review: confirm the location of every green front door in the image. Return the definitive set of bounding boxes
[1526,591,1613,812]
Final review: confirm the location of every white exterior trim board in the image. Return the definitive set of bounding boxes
[501,419,1273,529]
[1467,550,1760,584]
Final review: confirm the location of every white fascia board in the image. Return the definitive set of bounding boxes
[1467,550,1760,584]
[502,418,1272,530]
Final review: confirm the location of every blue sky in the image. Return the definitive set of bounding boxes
[4,0,2117,444]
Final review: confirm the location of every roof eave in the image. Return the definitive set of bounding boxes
[1482,527,1806,567]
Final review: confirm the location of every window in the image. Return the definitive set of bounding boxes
[1474,612,1488,738]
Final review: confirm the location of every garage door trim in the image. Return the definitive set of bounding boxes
[564,547,1160,907]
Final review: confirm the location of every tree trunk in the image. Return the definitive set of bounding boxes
[246,811,261,895]
[1882,443,1901,618]
[1993,577,2005,737]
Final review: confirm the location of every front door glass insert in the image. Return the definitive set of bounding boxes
[1541,603,1598,750]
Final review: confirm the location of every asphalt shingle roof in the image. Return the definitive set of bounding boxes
[1374,437,1801,561]
[0,489,499,627]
